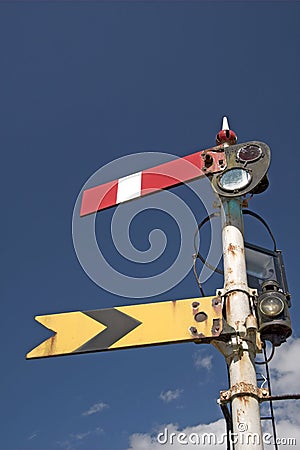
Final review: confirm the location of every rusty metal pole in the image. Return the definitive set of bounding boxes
[221,197,263,449]
[214,117,264,449]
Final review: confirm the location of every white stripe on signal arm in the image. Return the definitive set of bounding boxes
[116,171,142,204]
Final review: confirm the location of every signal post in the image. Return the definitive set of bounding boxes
[214,120,269,449]
[220,197,263,449]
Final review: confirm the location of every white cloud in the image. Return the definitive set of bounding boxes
[128,338,300,450]
[193,351,213,371]
[57,426,105,449]
[159,389,183,403]
[57,439,72,449]
[70,431,91,441]
[270,337,300,394]
[28,432,38,440]
[275,419,300,447]
[82,401,109,416]
[127,419,227,449]
[267,338,300,448]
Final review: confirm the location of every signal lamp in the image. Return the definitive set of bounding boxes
[218,168,252,192]
[259,294,285,317]
[256,280,292,347]
[237,144,262,163]
[245,242,291,306]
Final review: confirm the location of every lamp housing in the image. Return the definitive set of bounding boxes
[256,280,292,347]
[211,141,270,197]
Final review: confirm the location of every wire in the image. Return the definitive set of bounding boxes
[192,255,206,297]
[193,210,278,283]
[266,394,300,401]
[193,212,223,275]
[242,210,277,252]
[255,342,275,365]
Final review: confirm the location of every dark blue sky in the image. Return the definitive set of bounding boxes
[1,2,300,449]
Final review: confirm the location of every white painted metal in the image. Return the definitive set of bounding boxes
[222,197,264,450]
[116,171,142,203]
[222,116,230,130]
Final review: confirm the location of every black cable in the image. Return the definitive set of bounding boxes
[242,210,277,252]
[265,394,300,401]
[226,364,234,450]
[193,212,223,275]
[220,403,233,450]
[193,210,278,282]
[192,255,206,297]
[255,342,275,365]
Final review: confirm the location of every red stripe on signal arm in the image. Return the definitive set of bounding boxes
[80,180,118,216]
[80,146,225,216]
[141,151,221,194]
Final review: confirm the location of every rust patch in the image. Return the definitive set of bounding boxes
[226,292,235,317]
[226,302,231,317]
[240,396,250,406]
[225,280,243,293]
[189,326,205,339]
[237,382,256,395]
[192,301,200,315]
[49,335,57,355]
[212,297,222,309]
[212,318,221,335]
[219,383,269,405]
[236,408,245,423]
[228,243,237,256]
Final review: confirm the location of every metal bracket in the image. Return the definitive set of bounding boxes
[219,382,270,405]
[216,287,258,298]
[188,297,223,340]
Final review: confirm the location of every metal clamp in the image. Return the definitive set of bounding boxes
[219,382,269,404]
[216,287,258,299]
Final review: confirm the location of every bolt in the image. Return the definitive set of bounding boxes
[218,291,222,296]
[192,301,200,309]
[189,326,198,335]
[262,390,268,396]
[213,298,221,306]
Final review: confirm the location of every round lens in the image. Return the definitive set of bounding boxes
[237,145,262,163]
[259,295,284,317]
[218,168,252,192]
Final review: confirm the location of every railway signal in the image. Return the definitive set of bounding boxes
[27,117,292,450]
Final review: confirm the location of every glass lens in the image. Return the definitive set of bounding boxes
[219,168,251,191]
[260,296,284,316]
[238,145,262,162]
